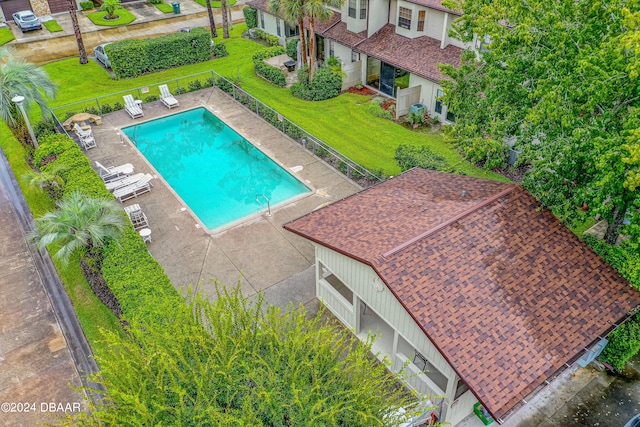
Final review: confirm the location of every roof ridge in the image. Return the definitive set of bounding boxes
[382,185,516,258]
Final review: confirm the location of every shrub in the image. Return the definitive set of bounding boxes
[216,76,233,93]
[286,37,299,60]
[101,0,122,19]
[394,144,448,172]
[583,234,640,371]
[212,42,228,58]
[456,136,507,170]
[291,68,342,101]
[253,29,280,47]
[86,9,136,26]
[366,102,393,120]
[188,79,203,92]
[144,95,159,102]
[100,103,114,114]
[79,1,94,10]
[253,47,287,87]
[107,28,212,79]
[243,6,257,29]
[34,119,56,139]
[149,0,163,4]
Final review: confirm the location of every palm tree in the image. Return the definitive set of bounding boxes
[221,0,229,38]
[205,0,218,38]
[268,0,307,67]
[304,0,344,80]
[30,191,126,265]
[66,0,88,64]
[23,164,66,201]
[0,48,57,126]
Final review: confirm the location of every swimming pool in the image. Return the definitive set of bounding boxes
[122,107,310,231]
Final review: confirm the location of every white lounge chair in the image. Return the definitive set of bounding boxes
[105,172,146,192]
[123,94,144,119]
[79,134,97,150]
[113,174,154,202]
[95,160,135,182]
[73,123,92,138]
[123,203,149,231]
[159,84,179,109]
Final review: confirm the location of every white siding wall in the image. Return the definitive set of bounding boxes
[408,74,440,116]
[332,42,353,66]
[261,12,280,38]
[368,0,391,36]
[315,246,452,383]
[424,9,445,40]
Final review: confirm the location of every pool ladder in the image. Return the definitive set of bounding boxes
[255,194,271,216]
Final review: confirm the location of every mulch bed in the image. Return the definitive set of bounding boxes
[346,86,377,96]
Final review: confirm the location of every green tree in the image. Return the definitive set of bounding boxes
[0,48,57,126]
[30,191,126,264]
[441,0,640,244]
[100,0,121,19]
[59,286,421,426]
[304,0,345,80]
[23,163,66,201]
[268,0,308,67]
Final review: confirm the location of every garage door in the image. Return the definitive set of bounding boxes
[47,0,68,14]
[1,0,36,21]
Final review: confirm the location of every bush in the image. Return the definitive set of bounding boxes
[212,42,228,58]
[253,29,280,47]
[394,144,448,172]
[243,6,257,29]
[253,47,287,87]
[80,1,94,10]
[34,119,56,139]
[286,37,299,60]
[583,234,640,370]
[144,95,159,102]
[108,28,212,79]
[216,76,233,92]
[148,0,163,4]
[456,136,507,170]
[366,102,394,120]
[291,68,342,101]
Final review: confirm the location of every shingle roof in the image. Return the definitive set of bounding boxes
[317,20,367,48]
[246,0,268,12]
[246,0,342,34]
[404,0,463,15]
[284,168,640,421]
[355,24,462,82]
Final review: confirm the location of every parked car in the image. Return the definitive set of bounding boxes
[12,10,42,32]
[94,44,112,68]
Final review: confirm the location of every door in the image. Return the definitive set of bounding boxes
[380,62,395,97]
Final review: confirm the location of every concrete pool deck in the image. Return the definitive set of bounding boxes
[83,87,361,307]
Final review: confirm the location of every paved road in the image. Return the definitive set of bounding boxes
[0,150,98,426]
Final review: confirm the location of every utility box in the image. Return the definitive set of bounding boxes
[410,103,425,115]
[171,2,181,14]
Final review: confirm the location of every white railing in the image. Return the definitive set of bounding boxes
[318,279,353,327]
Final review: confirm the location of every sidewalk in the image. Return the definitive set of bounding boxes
[6,0,247,64]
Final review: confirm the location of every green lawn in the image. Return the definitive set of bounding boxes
[42,24,504,180]
[0,27,15,45]
[43,20,63,32]
[86,9,136,26]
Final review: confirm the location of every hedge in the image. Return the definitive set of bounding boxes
[253,29,280,47]
[253,47,287,87]
[290,68,342,101]
[243,6,257,29]
[34,134,181,322]
[107,28,213,79]
[582,234,640,371]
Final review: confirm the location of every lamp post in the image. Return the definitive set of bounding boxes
[12,95,37,149]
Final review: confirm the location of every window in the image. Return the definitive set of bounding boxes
[260,11,264,29]
[455,378,469,400]
[398,7,412,29]
[285,23,300,37]
[351,51,360,62]
[435,89,444,114]
[348,0,356,18]
[329,41,335,58]
[360,0,367,19]
[417,10,425,31]
[276,18,281,36]
[446,109,456,122]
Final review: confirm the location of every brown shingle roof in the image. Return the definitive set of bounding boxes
[284,168,640,421]
[318,20,366,48]
[404,0,463,15]
[355,24,462,82]
[246,0,268,12]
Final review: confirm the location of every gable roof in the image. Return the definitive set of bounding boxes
[284,168,640,422]
[404,0,463,15]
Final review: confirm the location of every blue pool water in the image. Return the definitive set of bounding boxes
[122,107,310,230]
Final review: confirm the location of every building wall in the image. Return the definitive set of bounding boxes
[367,0,390,36]
[314,244,476,424]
